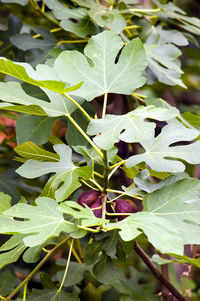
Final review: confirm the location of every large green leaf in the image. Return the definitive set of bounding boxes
[145,44,186,87]
[145,178,200,246]
[106,178,200,255]
[87,105,179,150]
[16,144,92,202]
[126,124,200,172]
[1,197,77,246]
[16,115,56,145]
[54,31,147,101]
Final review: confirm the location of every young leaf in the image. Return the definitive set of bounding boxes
[54,30,147,100]
[16,144,92,202]
[1,197,77,246]
[87,105,179,150]
[14,142,60,162]
[126,124,200,172]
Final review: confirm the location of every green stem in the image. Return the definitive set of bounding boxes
[80,179,99,191]
[66,114,103,159]
[102,92,108,118]
[23,282,28,301]
[57,40,88,46]
[6,236,70,300]
[89,178,103,191]
[106,188,143,200]
[109,160,127,170]
[124,8,161,13]
[63,94,92,122]
[93,171,104,179]
[101,150,109,222]
[57,239,74,293]
[102,93,108,118]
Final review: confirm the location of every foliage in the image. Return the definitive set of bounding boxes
[0,0,200,300]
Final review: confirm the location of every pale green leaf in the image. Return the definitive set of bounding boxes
[106,178,200,254]
[145,178,200,246]
[54,31,147,101]
[106,211,182,254]
[16,144,92,202]
[134,169,188,193]
[41,165,92,202]
[127,124,200,172]
[59,201,106,228]
[1,197,77,246]
[87,105,179,150]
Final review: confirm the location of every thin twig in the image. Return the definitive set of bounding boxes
[134,242,187,301]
